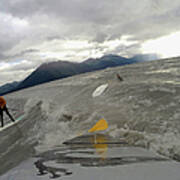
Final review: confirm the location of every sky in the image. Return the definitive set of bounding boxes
[1,0,180,86]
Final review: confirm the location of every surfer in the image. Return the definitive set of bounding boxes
[0,96,15,127]
[116,73,123,81]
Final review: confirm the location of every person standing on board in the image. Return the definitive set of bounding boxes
[0,96,15,127]
[116,73,123,81]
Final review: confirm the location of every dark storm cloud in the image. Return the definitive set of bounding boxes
[1,0,114,23]
[1,0,180,85]
[1,0,180,50]
[0,53,6,59]
[46,36,65,41]
[14,48,39,57]
[0,48,39,61]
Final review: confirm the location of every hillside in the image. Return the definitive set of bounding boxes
[0,81,20,95]
[0,54,152,95]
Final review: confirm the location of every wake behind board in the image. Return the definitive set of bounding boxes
[0,114,25,132]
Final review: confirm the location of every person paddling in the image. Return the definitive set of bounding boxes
[0,96,15,127]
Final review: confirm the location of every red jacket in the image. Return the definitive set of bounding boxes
[0,96,6,109]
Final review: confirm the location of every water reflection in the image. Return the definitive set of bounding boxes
[34,134,168,179]
[91,134,108,160]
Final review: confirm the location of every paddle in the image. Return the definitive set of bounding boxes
[88,118,108,133]
[88,118,108,143]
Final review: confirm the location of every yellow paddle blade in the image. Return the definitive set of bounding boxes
[88,118,108,133]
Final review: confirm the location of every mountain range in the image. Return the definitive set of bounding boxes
[0,54,158,95]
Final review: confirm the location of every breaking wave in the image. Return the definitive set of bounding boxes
[22,97,180,162]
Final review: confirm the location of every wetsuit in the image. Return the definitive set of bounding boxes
[0,96,15,127]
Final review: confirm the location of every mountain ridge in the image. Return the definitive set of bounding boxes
[0,54,157,95]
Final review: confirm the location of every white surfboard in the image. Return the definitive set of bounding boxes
[92,83,108,97]
[0,114,25,132]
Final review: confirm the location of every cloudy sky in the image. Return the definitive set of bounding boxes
[1,0,180,85]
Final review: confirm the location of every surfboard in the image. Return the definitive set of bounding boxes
[0,114,25,132]
[92,84,108,97]
[63,141,128,145]
[63,134,128,145]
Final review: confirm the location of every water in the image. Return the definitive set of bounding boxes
[1,134,180,180]
[1,57,180,178]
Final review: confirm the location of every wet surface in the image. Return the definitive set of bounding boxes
[33,134,169,179]
[1,134,180,180]
[34,160,72,178]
